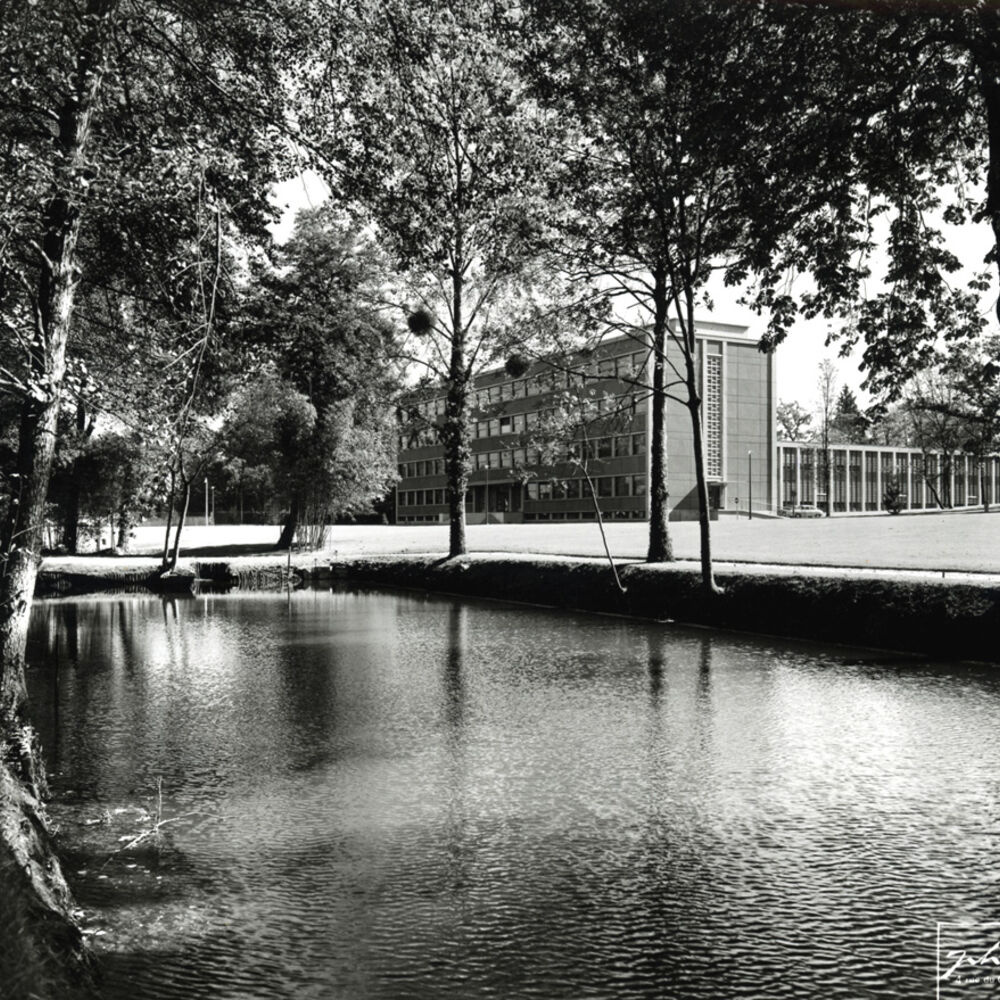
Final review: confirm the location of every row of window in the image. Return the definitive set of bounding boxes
[471,395,640,439]
[400,489,448,507]
[398,458,446,478]
[524,510,646,522]
[399,394,643,451]
[398,433,648,479]
[525,475,647,501]
[397,509,648,524]
[404,351,650,422]
[398,474,647,509]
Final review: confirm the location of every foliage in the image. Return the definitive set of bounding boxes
[832,385,869,444]
[777,401,813,442]
[306,0,577,556]
[751,3,995,395]
[236,207,401,547]
[883,474,904,515]
[49,429,152,550]
[528,0,857,587]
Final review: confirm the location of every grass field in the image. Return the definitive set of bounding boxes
[106,507,1000,575]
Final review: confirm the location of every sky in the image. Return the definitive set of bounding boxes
[269,173,998,418]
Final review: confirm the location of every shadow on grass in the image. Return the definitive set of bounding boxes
[174,542,282,558]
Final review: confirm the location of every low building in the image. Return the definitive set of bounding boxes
[778,442,1000,514]
[395,322,777,524]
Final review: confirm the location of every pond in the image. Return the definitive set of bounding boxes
[24,587,1000,999]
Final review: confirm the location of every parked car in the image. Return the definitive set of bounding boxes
[780,503,825,518]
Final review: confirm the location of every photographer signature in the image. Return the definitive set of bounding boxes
[941,939,1000,982]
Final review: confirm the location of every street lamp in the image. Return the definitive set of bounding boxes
[748,451,753,521]
[204,477,209,526]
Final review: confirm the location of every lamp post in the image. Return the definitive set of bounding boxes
[748,451,753,521]
[204,477,209,526]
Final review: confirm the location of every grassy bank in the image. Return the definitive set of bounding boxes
[33,549,1000,660]
[341,554,1000,661]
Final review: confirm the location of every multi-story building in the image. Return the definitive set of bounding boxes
[395,321,777,524]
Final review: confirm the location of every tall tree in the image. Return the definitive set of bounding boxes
[308,0,569,558]
[816,360,838,510]
[239,207,400,549]
[832,385,868,444]
[529,0,850,590]
[0,0,309,980]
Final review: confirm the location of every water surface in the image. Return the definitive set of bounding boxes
[25,588,1000,999]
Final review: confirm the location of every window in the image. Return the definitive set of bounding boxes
[500,415,513,433]
[632,474,647,496]
[704,352,722,478]
[566,479,581,499]
[597,477,613,498]
[598,358,615,377]
[514,448,526,466]
[488,419,500,436]
[597,437,613,460]
[614,436,631,458]
[615,476,631,497]
[538,480,552,499]
[632,433,646,456]
[526,482,539,500]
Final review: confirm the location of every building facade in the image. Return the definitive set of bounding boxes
[395,322,776,524]
[778,442,1000,515]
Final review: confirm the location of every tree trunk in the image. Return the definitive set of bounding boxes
[681,309,723,596]
[161,469,176,565]
[62,486,80,555]
[116,501,133,551]
[60,402,91,554]
[646,267,674,563]
[444,265,469,558]
[0,5,114,991]
[167,480,191,570]
[276,492,300,549]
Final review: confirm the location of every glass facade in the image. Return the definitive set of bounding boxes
[777,443,1000,516]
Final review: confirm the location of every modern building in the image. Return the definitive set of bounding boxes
[395,321,777,524]
[778,441,1000,514]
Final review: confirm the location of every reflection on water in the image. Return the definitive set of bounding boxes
[24,589,1000,1000]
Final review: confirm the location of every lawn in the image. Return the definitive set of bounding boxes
[100,508,1000,575]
